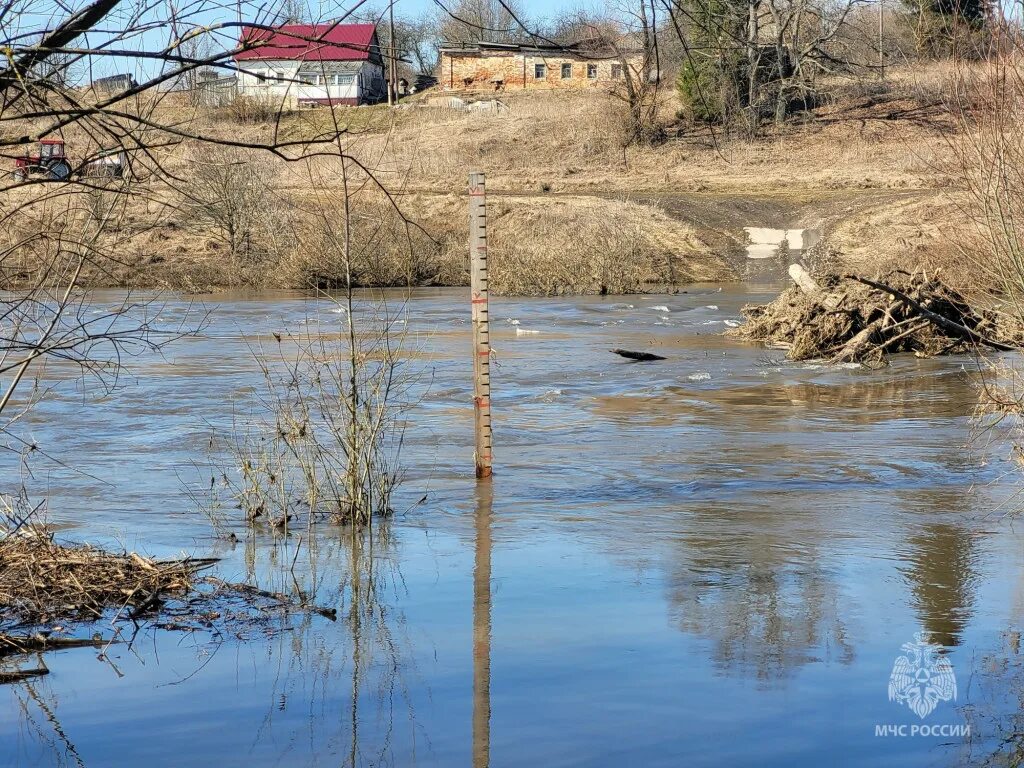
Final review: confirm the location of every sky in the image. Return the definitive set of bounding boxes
[17,0,600,82]
[392,0,592,16]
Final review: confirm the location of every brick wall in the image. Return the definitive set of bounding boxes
[439,51,642,92]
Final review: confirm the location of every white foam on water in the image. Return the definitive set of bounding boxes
[706,305,719,310]
[724,319,742,328]
[516,328,540,336]
[651,305,670,312]
[506,318,520,326]
[688,372,712,381]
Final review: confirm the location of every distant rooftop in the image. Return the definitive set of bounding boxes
[438,38,639,58]
[234,22,378,62]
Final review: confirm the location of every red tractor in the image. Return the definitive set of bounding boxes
[14,138,73,181]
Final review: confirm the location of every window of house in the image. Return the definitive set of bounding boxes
[297,73,319,85]
[534,63,546,79]
[587,63,598,79]
[331,73,356,85]
[561,63,572,79]
[611,63,623,79]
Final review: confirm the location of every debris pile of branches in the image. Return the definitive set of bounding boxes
[0,524,216,627]
[729,265,1021,365]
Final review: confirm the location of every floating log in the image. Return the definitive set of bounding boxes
[0,633,110,658]
[0,668,49,684]
[611,348,667,362]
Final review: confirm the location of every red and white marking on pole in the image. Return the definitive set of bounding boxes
[469,171,493,479]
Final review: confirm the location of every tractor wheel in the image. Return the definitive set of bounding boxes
[47,159,72,180]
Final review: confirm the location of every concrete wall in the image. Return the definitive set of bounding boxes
[439,51,642,92]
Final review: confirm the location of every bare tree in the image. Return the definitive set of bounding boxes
[177,27,215,100]
[0,0,415,506]
[610,0,665,144]
[400,15,444,73]
[666,0,880,130]
[277,0,308,24]
[434,0,529,44]
[183,146,271,269]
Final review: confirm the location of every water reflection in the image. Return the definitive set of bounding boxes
[209,524,414,768]
[473,481,493,768]
[903,522,978,648]
[12,682,85,768]
[2,288,1022,768]
[666,506,855,683]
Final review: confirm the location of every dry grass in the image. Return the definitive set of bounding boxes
[52,187,734,293]
[829,195,967,277]
[2,62,984,295]
[486,195,731,295]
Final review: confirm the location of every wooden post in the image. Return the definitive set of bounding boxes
[469,171,493,479]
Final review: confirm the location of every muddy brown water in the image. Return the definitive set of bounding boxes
[3,282,1024,767]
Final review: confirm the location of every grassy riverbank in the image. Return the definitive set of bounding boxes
[2,62,974,295]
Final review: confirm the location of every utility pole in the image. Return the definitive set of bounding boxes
[388,1,397,105]
[879,0,886,79]
[469,171,493,479]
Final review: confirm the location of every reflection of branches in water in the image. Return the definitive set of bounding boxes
[665,507,856,682]
[668,517,979,681]
[668,557,855,682]
[962,631,1024,767]
[13,681,86,768]
[237,522,420,768]
[341,523,418,768]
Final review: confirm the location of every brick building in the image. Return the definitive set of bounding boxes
[438,41,644,92]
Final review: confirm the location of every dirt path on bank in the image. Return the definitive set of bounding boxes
[387,184,947,273]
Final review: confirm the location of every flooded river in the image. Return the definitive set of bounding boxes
[3,281,1024,767]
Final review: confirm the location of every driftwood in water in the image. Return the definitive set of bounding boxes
[789,264,821,295]
[0,633,109,657]
[0,668,49,684]
[729,266,1021,365]
[611,348,667,362]
[203,577,338,621]
[0,526,217,627]
[843,274,1015,352]
[0,633,111,686]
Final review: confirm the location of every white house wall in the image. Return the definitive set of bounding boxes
[236,59,385,104]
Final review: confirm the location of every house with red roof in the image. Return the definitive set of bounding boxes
[233,22,386,106]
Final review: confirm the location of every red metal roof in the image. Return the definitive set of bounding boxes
[234,23,378,62]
